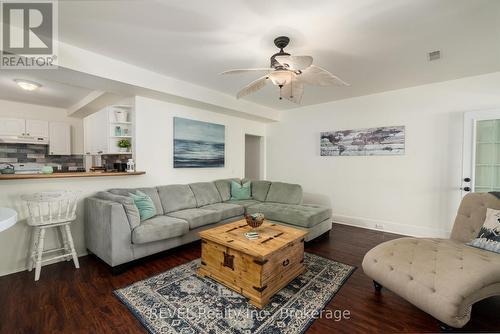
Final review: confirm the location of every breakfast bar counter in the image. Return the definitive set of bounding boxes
[0,171,146,180]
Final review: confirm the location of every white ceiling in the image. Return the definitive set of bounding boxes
[0,71,93,108]
[2,0,499,112]
[56,0,500,109]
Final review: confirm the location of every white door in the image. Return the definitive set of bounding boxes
[462,110,500,196]
[25,120,49,137]
[0,118,25,136]
[49,122,71,155]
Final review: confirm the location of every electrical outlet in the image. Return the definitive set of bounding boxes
[375,224,384,230]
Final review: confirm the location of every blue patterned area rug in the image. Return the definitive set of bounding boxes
[114,253,355,334]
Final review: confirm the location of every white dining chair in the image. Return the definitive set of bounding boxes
[22,190,80,281]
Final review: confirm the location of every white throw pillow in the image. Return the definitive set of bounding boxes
[467,208,500,254]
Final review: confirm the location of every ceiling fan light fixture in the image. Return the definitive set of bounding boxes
[269,70,292,86]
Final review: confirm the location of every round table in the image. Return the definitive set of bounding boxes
[0,208,17,232]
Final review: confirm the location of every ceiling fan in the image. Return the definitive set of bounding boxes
[221,36,350,104]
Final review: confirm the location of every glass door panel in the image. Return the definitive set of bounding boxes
[474,120,500,192]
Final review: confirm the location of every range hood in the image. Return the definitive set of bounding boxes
[0,135,49,145]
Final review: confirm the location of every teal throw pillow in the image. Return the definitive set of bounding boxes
[129,190,156,221]
[231,180,252,200]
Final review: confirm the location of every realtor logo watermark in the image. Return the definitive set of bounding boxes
[1,0,58,69]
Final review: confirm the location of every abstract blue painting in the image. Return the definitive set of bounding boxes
[174,117,225,168]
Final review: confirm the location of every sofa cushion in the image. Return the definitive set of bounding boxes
[167,208,221,229]
[95,191,140,229]
[214,178,240,201]
[202,203,244,220]
[362,237,500,328]
[225,199,261,209]
[265,182,303,205]
[189,182,222,207]
[158,184,197,213]
[109,187,164,215]
[132,215,189,244]
[247,203,331,228]
[251,180,272,202]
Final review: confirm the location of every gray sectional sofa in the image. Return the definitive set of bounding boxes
[85,179,332,269]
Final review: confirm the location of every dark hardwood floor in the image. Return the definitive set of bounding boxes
[1,223,499,334]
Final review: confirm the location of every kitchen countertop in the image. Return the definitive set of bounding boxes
[0,171,146,180]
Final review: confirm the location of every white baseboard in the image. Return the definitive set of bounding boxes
[333,214,451,238]
[0,251,88,278]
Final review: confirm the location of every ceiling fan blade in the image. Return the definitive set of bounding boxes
[275,55,313,70]
[220,68,273,75]
[236,75,269,99]
[280,80,304,104]
[297,65,350,86]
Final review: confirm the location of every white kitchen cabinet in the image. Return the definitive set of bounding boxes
[84,110,109,155]
[0,118,26,136]
[49,122,71,155]
[84,105,134,156]
[25,120,49,137]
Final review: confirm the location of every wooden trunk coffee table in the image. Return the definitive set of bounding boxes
[197,219,307,309]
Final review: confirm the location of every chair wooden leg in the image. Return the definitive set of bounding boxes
[64,225,79,269]
[27,227,39,272]
[373,280,383,292]
[34,228,46,281]
[59,226,71,261]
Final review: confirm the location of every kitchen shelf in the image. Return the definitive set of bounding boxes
[110,122,132,125]
[110,136,133,138]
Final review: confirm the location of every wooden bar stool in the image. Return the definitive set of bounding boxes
[22,190,80,281]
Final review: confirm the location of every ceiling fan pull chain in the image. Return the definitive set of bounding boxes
[279,85,283,100]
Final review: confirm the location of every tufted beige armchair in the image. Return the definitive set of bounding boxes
[362,193,500,329]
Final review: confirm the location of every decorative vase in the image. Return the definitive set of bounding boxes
[119,147,128,153]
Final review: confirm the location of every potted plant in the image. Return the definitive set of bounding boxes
[117,139,131,153]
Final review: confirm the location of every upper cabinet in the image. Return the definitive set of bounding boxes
[25,120,49,137]
[84,105,134,155]
[49,122,71,155]
[0,118,30,136]
[0,118,72,155]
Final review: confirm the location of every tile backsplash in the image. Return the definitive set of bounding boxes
[0,143,84,169]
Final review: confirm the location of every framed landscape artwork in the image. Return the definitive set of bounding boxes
[320,126,405,156]
[173,117,225,168]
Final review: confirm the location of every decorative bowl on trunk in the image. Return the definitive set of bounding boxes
[245,213,264,229]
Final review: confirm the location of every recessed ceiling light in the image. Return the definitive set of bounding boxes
[14,79,42,91]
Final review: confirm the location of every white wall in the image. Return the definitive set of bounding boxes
[0,96,266,276]
[267,72,500,237]
[134,96,266,184]
[245,135,263,180]
[0,99,84,154]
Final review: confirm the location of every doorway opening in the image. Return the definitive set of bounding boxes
[244,134,264,180]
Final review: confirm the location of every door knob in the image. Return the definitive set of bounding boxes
[463,177,471,182]
[461,187,471,192]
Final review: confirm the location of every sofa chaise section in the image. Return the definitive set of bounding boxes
[246,182,332,241]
